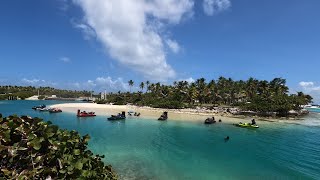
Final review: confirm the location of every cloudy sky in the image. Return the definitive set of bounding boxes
[0,0,320,102]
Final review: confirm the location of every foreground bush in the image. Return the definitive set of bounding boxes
[0,114,117,179]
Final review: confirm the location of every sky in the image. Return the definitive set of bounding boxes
[0,0,320,102]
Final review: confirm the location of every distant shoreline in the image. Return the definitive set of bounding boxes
[49,103,295,124]
[50,103,238,122]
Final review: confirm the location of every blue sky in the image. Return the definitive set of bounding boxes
[0,0,320,101]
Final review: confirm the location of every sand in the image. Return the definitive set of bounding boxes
[49,103,253,124]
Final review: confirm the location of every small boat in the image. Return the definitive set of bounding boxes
[108,111,126,120]
[128,111,134,116]
[303,104,320,109]
[128,111,141,117]
[49,108,62,113]
[39,108,50,112]
[32,104,46,110]
[204,117,216,124]
[235,122,259,128]
[158,112,168,121]
[77,109,96,117]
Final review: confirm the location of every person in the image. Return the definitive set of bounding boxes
[251,119,256,125]
[224,136,230,142]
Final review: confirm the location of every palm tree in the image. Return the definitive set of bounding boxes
[146,81,150,92]
[139,82,145,92]
[195,78,206,104]
[128,80,134,93]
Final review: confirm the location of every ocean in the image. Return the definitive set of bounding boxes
[1,100,319,180]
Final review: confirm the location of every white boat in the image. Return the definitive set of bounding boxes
[303,104,320,109]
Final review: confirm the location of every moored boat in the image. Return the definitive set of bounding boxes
[158,112,168,121]
[39,108,50,112]
[77,109,96,117]
[204,117,216,124]
[32,104,46,110]
[235,122,259,128]
[49,108,62,113]
[108,111,126,120]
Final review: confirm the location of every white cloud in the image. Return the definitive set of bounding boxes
[72,22,96,40]
[299,81,320,103]
[60,57,71,63]
[203,0,231,16]
[299,81,314,88]
[72,0,194,81]
[70,76,136,92]
[178,77,195,83]
[21,78,57,87]
[22,78,41,84]
[166,39,180,53]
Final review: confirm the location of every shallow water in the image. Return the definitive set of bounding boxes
[1,100,320,179]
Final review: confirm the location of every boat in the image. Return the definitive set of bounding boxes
[108,111,126,120]
[77,109,96,117]
[128,111,140,117]
[235,122,259,128]
[32,104,46,110]
[303,104,320,109]
[49,108,62,113]
[204,117,216,124]
[39,108,50,112]
[158,112,168,121]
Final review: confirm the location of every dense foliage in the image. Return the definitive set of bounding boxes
[99,77,312,115]
[0,86,92,100]
[0,114,117,179]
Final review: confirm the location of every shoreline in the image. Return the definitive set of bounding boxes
[50,103,247,123]
[49,103,291,124]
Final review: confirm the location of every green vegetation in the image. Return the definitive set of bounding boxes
[99,77,312,116]
[0,114,117,179]
[0,86,92,100]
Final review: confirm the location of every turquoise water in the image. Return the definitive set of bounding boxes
[306,107,320,113]
[1,101,320,179]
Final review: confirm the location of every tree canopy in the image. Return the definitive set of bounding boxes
[98,77,312,116]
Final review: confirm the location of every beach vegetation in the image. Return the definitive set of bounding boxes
[101,77,312,116]
[0,86,92,100]
[0,114,117,179]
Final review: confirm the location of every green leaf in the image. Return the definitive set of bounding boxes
[75,161,83,170]
[17,147,28,151]
[29,138,42,150]
[27,133,36,141]
[33,143,41,151]
[59,169,66,174]
[34,156,42,163]
[73,149,80,156]
[46,132,55,138]
[67,165,74,172]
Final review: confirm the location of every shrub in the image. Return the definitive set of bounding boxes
[0,115,117,179]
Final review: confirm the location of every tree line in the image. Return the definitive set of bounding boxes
[101,77,312,116]
[0,86,92,100]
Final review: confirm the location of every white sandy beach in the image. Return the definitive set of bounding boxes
[50,103,316,126]
[50,103,253,123]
